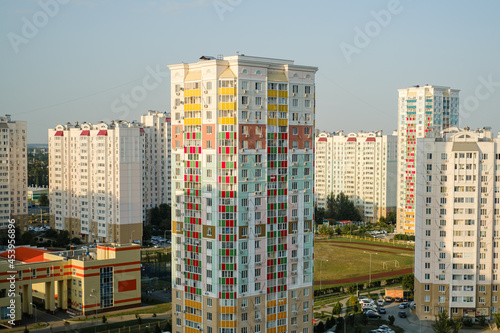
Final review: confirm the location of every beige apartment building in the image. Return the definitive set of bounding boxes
[315,130,397,222]
[0,114,27,229]
[415,127,500,320]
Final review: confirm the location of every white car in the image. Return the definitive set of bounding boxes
[377,299,384,306]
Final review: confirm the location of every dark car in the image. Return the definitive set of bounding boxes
[394,297,402,302]
[402,297,408,302]
[398,311,407,318]
[366,311,381,319]
[384,296,393,302]
[379,307,386,314]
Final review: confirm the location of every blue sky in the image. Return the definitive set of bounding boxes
[1,0,500,143]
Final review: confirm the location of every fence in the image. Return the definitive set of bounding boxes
[316,234,415,247]
[91,319,170,333]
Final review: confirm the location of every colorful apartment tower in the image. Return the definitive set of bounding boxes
[396,85,460,234]
[169,55,317,333]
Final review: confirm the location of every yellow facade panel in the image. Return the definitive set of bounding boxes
[267,119,277,126]
[278,105,288,112]
[268,105,277,111]
[268,90,277,97]
[278,119,288,126]
[278,91,288,98]
[186,299,202,310]
[185,313,202,323]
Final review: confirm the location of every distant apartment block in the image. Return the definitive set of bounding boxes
[315,131,397,222]
[397,85,460,234]
[415,127,500,320]
[169,55,317,333]
[48,112,172,243]
[141,111,172,217]
[0,114,27,229]
[49,121,143,243]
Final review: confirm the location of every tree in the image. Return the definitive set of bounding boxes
[360,313,368,326]
[448,317,462,333]
[402,273,414,292]
[71,237,82,245]
[332,301,342,315]
[20,231,36,246]
[431,311,451,333]
[154,323,162,333]
[54,230,71,247]
[386,211,397,225]
[315,207,326,225]
[388,315,395,325]
[39,194,49,207]
[325,192,362,221]
[495,313,500,329]
[314,321,325,333]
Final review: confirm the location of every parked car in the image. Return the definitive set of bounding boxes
[398,311,407,318]
[399,302,408,309]
[378,307,386,314]
[384,296,393,302]
[394,297,402,302]
[377,299,384,306]
[366,311,381,319]
[402,297,408,302]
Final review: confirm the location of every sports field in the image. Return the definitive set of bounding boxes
[314,238,414,289]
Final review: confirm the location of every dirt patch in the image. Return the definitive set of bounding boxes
[315,267,413,285]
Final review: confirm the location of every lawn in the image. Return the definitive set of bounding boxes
[314,238,414,287]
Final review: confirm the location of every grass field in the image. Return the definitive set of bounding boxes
[314,238,414,288]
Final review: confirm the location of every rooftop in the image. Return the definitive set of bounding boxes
[0,246,50,263]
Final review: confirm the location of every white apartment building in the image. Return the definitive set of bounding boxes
[49,121,143,243]
[397,85,460,234]
[141,110,172,219]
[0,115,27,229]
[415,127,500,320]
[315,131,397,222]
[169,55,317,333]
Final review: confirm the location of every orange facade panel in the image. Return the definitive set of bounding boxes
[118,279,137,292]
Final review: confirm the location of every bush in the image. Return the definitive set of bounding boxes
[477,316,486,326]
[495,313,500,328]
[332,301,342,315]
[24,326,29,333]
[102,315,107,323]
[152,313,157,317]
[388,315,395,325]
[462,317,473,327]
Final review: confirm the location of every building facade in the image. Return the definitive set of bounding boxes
[48,121,144,243]
[0,115,27,229]
[169,55,317,333]
[0,244,141,326]
[315,131,397,222]
[141,111,172,220]
[396,85,460,234]
[414,127,500,320]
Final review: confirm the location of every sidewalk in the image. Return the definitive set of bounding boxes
[8,305,172,333]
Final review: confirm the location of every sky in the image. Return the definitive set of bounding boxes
[1,0,500,143]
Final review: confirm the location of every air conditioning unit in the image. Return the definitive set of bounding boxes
[173,106,177,109]
[245,118,249,122]
[294,297,299,300]
[292,270,297,275]
[204,105,208,108]
[292,93,296,97]
[241,306,246,310]
[204,90,208,94]
[256,318,262,322]
[176,92,180,96]
[243,90,247,94]
[304,93,308,97]
[245,177,249,181]
[245,105,249,109]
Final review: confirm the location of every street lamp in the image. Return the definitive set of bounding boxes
[30,303,37,333]
[319,259,329,292]
[363,251,378,285]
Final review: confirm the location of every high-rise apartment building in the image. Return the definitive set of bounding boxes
[141,111,172,219]
[415,127,500,320]
[397,85,460,234]
[315,131,397,222]
[169,55,317,333]
[49,121,143,243]
[0,115,27,229]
